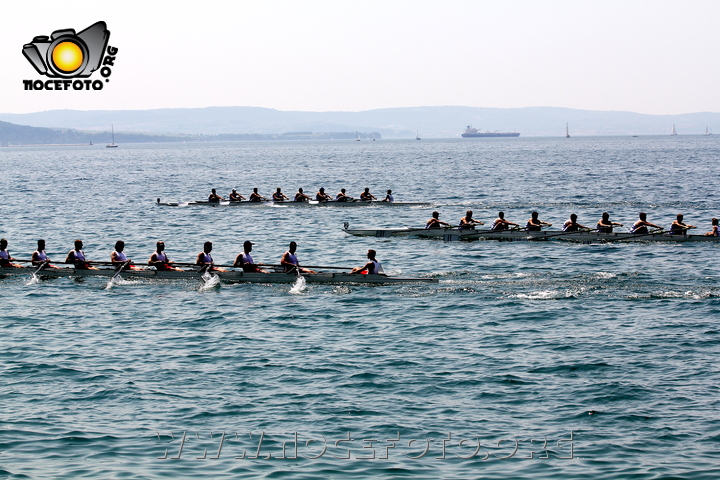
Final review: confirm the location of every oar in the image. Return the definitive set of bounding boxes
[601,228,666,243]
[110,260,131,282]
[526,228,596,240]
[197,263,213,284]
[31,260,50,276]
[261,264,351,270]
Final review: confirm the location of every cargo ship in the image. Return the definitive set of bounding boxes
[461,125,520,137]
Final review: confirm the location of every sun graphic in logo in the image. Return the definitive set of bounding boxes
[51,41,84,73]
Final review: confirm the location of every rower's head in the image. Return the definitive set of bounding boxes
[37,239,45,250]
[341,188,346,193]
[114,240,125,252]
[498,211,505,219]
[211,188,217,194]
[639,212,647,221]
[74,239,83,250]
[319,187,325,192]
[677,214,684,221]
[713,218,719,226]
[364,187,370,193]
[466,210,473,218]
[244,240,253,253]
[204,241,213,253]
[387,190,392,194]
[570,214,577,222]
[298,188,303,193]
[289,241,297,253]
[367,249,376,260]
[276,188,282,193]
[531,211,539,219]
[232,189,237,193]
[602,212,610,220]
[156,241,165,252]
[253,188,258,193]
[0,238,7,249]
[432,211,440,219]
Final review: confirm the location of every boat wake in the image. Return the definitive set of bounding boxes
[199,273,220,291]
[25,274,40,286]
[289,275,306,294]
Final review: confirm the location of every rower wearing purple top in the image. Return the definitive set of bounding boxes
[32,239,60,269]
[0,239,22,268]
[196,241,227,272]
[491,212,519,231]
[280,241,316,274]
[149,241,183,271]
[65,239,98,270]
[562,214,590,232]
[234,241,269,273]
[704,218,719,237]
[629,213,661,234]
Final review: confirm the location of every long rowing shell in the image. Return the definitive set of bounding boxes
[156,198,430,207]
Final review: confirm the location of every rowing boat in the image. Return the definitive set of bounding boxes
[156,198,431,207]
[0,266,437,284]
[342,225,720,242]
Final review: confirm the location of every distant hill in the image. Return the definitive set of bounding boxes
[0,106,718,139]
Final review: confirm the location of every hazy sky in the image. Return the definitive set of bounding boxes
[2,0,718,115]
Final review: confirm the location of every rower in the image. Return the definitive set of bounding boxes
[65,239,98,270]
[249,188,268,202]
[335,188,352,202]
[596,212,622,233]
[0,238,22,268]
[149,241,183,271]
[704,218,720,237]
[31,239,59,269]
[228,189,245,202]
[272,188,289,202]
[351,249,386,275]
[526,211,552,231]
[233,240,269,273]
[294,188,311,202]
[359,187,376,201]
[425,211,452,229]
[381,189,394,203]
[459,210,484,230]
[629,212,662,234]
[491,211,519,231]
[315,187,332,202]
[669,214,696,235]
[280,241,316,274]
[208,188,225,203]
[562,214,590,232]
[196,241,228,272]
[111,241,136,270]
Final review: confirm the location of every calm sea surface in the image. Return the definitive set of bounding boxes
[1,136,720,479]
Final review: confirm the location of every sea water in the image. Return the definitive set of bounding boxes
[1,136,720,478]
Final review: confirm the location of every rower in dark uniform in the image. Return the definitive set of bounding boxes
[315,188,332,202]
[381,189,394,202]
[562,214,590,232]
[669,214,696,235]
[596,212,622,233]
[65,239,98,270]
[359,187,376,201]
[629,212,661,234]
[208,188,225,202]
[335,188,352,202]
[294,188,311,202]
[526,211,552,231]
[272,188,289,202]
[425,211,452,229]
[249,188,268,202]
[459,210,484,230]
[228,189,245,202]
[491,212,519,231]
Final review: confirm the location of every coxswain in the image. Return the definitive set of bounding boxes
[459,210,484,230]
[562,214,590,232]
[335,188,352,202]
[0,238,22,268]
[272,188,289,202]
[425,211,452,229]
[526,211,552,231]
[280,241,316,274]
[208,188,225,203]
[704,218,720,237]
[629,212,662,234]
[359,187,377,201]
[111,241,137,270]
[491,212,519,231]
[149,241,183,271]
[596,212,622,233]
[65,239,98,270]
[294,188,311,202]
[196,241,227,272]
[31,239,59,269]
[249,188,268,202]
[228,189,245,202]
[351,249,386,275]
[315,187,332,202]
[233,241,269,273]
[669,214,696,235]
[381,189,394,202]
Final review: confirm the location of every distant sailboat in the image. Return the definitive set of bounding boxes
[705,125,711,136]
[372,132,376,141]
[106,125,118,148]
[355,131,360,141]
[415,130,421,140]
[565,123,570,138]
[671,124,678,136]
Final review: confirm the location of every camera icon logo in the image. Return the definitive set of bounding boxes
[22,21,109,78]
